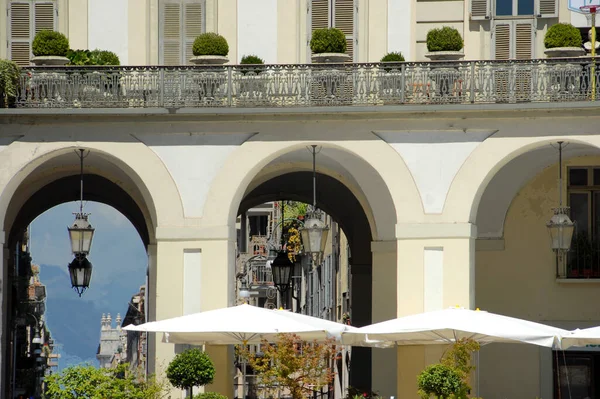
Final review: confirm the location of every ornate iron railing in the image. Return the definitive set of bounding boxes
[11,58,600,109]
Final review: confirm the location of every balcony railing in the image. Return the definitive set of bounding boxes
[9,57,600,109]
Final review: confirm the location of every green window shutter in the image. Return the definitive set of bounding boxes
[183,0,203,65]
[160,0,182,65]
[9,1,32,66]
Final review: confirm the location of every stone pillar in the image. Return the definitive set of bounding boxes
[150,236,234,398]
[349,262,372,392]
[371,241,397,399]
[395,223,476,399]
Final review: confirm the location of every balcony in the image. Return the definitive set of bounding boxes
[7,58,600,110]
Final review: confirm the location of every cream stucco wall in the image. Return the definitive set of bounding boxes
[476,155,600,399]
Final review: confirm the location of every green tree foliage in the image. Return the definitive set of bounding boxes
[166,348,215,397]
[441,338,480,381]
[0,59,20,107]
[544,23,583,49]
[32,30,69,56]
[310,28,347,54]
[44,363,167,399]
[240,55,264,65]
[426,27,464,52]
[238,333,336,399]
[417,364,464,399]
[192,33,229,56]
[192,392,229,399]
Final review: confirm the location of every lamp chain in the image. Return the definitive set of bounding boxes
[558,141,563,208]
[312,145,317,208]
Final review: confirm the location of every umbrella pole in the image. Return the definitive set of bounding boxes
[243,358,247,399]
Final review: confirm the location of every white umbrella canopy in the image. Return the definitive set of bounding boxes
[561,326,600,349]
[342,307,567,348]
[123,303,356,345]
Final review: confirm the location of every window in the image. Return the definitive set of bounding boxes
[493,20,534,59]
[567,166,600,278]
[8,0,56,66]
[159,0,204,66]
[249,215,268,237]
[553,351,600,399]
[470,0,557,19]
[495,0,534,16]
[309,0,356,60]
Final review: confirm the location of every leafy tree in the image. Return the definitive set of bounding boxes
[44,363,167,399]
[166,348,215,397]
[238,333,336,399]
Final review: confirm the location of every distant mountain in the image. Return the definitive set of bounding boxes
[39,263,145,368]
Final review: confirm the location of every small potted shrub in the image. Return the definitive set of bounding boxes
[379,52,405,103]
[417,364,466,399]
[166,348,215,398]
[238,54,266,100]
[425,26,464,61]
[31,30,70,65]
[0,59,21,108]
[544,23,584,58]
[310,28,350,63]
[190,32,229,65]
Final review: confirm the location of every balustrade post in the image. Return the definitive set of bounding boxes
[227,66,232,107]
[159,69,165,108]
[400,64,406,103]
[470,61,475,103]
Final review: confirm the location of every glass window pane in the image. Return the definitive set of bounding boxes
[570,168,588,186]
[593,168,600,185]
[517,0,534,15]
[571,193,590,237]
[495,0,513,15]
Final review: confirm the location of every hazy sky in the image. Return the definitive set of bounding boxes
[30,201,148,367]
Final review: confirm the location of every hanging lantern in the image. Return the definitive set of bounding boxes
[300,211,329,266]
[68,257,93,297]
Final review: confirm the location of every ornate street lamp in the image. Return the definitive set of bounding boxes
[67,149,95,295]
[299,145,329,267]
[68,256,93,296]
[546,141,575,277]
[271,201,294,308]
[239,280,251,300]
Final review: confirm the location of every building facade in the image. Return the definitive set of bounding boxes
[1,0,597,68]
[2,1,600,399]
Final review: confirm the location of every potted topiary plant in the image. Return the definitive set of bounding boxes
[190,32,229,65]
[379,52,405,103]
[544,23,584,58]
[166,348,215,398]
[0,59,21,108]
[237,54,266,101]
[425,26,464,61]
[31,30,70,66]
[310,28,350,63]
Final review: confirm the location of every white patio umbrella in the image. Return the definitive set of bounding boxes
[124,303,356,344]
[342,307,567,348]
[561,326,600,349]
[124,303,356,399]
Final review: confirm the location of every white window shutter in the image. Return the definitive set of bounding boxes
[311,0,330,32]
[183,0,203,65]
[9,1,31,66]
[333,0,354,59]
[537,0,557,18]
[34,1,56,34]
[515,22,533,59]
[470,0,490,20]
[160,0,182,65]
[494,23,511,60]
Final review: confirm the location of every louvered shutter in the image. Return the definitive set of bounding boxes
[470,0,489,20]
[9,1,31,66]
[515,22,533,59]
[311,0,329,31]
[537,0,557,17]
[183,0,203,64]
[160,0,182,65]
[333,0,354,59]
[494,23,511,60]
[34,2,55,34]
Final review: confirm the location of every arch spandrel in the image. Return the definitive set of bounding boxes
[202,136,422,241]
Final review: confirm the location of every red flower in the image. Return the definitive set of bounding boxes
[363,393,367,397]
